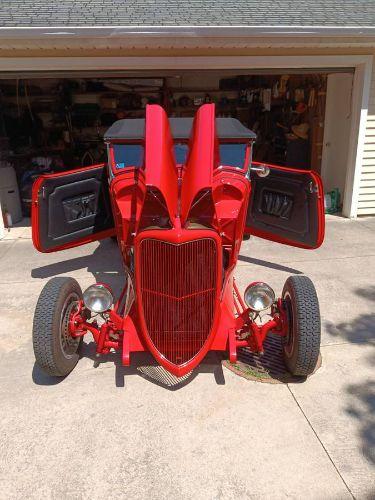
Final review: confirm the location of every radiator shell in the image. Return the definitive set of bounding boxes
[135,228,222,376]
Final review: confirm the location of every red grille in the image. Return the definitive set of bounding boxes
[138,238,218,365]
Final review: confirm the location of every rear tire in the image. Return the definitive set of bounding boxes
[33,277,83,377]
[282,275,321,377]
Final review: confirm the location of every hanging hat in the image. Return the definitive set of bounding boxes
[291,123,309,140]
[295,102,308,114]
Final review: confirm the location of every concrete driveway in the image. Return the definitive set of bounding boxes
[0,216,374,499]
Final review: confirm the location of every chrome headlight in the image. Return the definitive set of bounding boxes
[83,284,114,313]
[244,282,275,312]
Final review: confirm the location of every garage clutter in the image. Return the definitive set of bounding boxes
[0,72,336,223]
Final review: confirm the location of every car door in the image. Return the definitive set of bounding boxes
[245,162,325,249]
[32,164,115,252]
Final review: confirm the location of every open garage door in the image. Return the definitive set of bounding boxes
[0,65,356,225]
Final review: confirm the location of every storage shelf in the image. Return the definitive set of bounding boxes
[169,88,238,94]
[171,104,245,111]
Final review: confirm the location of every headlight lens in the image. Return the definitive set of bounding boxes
[244,282,275,312]
[83,284,114,313]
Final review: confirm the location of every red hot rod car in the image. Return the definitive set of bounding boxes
[31,104,325,379]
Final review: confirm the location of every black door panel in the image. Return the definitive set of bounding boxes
[34,165,114,252]
[245,164,324,249]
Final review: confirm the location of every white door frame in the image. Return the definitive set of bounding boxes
[0,54,372,217]
[321,73,354,206]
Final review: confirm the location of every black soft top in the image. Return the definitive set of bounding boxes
[104,117,256,141]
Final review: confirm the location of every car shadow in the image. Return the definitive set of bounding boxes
[31,238,124,296]
[32,342,226,391]
[32,363,66,386]
[237,255,303,275]
[82,342,226,391]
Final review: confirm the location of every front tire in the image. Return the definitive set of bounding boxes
[33,277,83,377]
[282,275,321,377]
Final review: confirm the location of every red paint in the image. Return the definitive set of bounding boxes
[180,103,219,224]
[109,167,146,247]
[145,104,178,221]
[134,228,222,377]
[32,104,325,377]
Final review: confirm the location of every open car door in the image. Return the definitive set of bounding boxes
[245,162,325,249]
[32,164,115,252]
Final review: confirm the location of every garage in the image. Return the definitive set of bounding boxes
[0,20,374,231]
[0,65,358,227]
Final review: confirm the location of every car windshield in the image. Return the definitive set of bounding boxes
[113,143,189,168]
[112,144,144,168]
[112,142,247,169]
[174,143,247,168]
[219,143,247,169]
[174,143,189,164]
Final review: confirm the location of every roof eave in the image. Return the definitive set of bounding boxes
[1,25,375,39]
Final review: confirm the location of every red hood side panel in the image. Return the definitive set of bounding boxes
[144,104,178,221]
[180,103,219,225]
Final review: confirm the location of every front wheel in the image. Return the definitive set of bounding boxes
[33,277,83,377]
[282,275,321,377]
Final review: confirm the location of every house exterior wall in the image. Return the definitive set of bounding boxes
[360,62,375,215]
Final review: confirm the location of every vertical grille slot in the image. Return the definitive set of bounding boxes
[138,238,218,365]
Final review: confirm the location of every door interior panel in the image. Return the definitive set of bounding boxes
[246,167,322,248]
[36,165,114,251]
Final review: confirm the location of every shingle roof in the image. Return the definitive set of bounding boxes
[0,1,374,28]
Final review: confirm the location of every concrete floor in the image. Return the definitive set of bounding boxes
[0,216,374,499]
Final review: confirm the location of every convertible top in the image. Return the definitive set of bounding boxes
[104,117,256,141]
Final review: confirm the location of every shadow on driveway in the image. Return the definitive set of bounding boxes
[238,255,303,275]
[31,238,124,295]
[32,347,226,392]
[325,285,375,467]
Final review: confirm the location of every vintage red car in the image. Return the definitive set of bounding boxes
[31,103,325,379]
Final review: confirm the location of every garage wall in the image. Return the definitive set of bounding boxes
[360,64,375,215]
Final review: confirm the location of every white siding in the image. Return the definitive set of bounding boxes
[359,65,375,215]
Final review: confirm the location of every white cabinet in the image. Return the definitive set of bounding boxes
[0,166,22,224]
